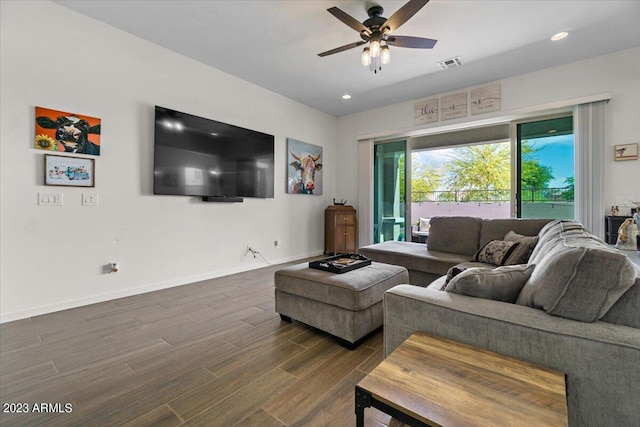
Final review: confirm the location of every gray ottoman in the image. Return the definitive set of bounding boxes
[274,262,409,349]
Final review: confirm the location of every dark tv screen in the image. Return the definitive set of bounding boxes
[153,106,274,199]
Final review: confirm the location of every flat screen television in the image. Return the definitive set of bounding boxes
[153,106,274,201]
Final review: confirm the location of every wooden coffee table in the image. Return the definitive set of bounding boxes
[355,332,567,427]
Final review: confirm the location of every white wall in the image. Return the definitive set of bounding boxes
[337,47,640,244]
[0,1,337,322]
[2,2,638,323]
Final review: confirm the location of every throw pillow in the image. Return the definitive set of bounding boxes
[504,230,539,245]
[444,264,535,303]
[419,217,431,232]
[443,265,467,289]
[503,242,535,265]
[474,240,519,265]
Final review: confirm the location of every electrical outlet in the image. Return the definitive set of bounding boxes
[110,262,119,273]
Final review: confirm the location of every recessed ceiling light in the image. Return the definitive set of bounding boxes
[342,94,352,100]
[551,32,568,41]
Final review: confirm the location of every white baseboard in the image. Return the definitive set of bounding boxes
[0,251,323,324]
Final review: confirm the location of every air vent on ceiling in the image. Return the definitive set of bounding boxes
[437,56,463,70]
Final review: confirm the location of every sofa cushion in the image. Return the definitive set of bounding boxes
[516,242,638,322]
[445,264,535,303]
[428,276,447,291]
[529,220,588,265]
[359,241,472,276]
[601,275,640,328]
[427,216,482,256]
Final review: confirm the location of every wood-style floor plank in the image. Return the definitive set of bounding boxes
[235,408,286,427]
[120,404,182,427]
[263,344,374,425]
[183,368,298,427]
[169,340,306,420]
[0,259,396,426]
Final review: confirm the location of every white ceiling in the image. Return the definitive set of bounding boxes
[54,0,640,117]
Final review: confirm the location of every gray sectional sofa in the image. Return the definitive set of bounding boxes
[360,216,551,286]
[360,216,640,426]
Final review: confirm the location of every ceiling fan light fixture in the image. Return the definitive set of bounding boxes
[551,31,569,41]
[318,1,438,74]
[370,39,381,58]
[361,47,371,66]
[381,45,391,65]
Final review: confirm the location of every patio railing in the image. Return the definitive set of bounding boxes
[412,187,573,203]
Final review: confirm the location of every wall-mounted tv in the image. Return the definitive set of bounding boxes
[153,106,275,201]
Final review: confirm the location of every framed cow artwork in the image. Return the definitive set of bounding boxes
[287,138,323,195]
[34,106,101,156]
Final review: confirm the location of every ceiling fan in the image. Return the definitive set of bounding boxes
[318,0,437,73]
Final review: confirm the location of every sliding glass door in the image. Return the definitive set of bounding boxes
[517,116,574,219]
[373,141,407,243]
[370,117,573,241]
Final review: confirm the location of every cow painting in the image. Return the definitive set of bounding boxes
[287,138,323,195]
[35,107,101,156]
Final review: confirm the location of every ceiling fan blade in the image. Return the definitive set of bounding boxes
[382,0,430,34]
[327,7,371,36]
[386,35,437,49]
[318,40,367,57]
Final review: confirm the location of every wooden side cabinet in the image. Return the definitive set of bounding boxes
[325,205,357,255]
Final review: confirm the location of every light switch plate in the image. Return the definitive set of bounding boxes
[82,193,98,206]
[38,192,63,206]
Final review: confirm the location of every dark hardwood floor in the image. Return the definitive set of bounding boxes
[0,260,395,426]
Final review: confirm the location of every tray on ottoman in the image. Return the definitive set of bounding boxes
[309,253,371,274]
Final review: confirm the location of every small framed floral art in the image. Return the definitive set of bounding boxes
[45,154,95,187]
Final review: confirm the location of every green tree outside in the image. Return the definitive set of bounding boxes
[562,176,574,201]
[521,141,554,189]
[411,154,442,201]
[444,142,510,201]
[411,141,560,202]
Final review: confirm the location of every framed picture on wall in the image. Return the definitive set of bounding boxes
[287,138,323,195]
[440,92,467,121]
[45,154,95,187]
[614,143,638,161]
[35,106,101,156]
